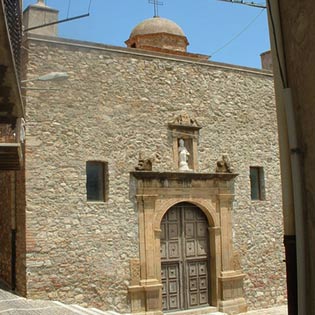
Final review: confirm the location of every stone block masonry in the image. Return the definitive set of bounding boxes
[22,35,286,312]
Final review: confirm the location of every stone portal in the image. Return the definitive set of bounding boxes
[128,172,247,315]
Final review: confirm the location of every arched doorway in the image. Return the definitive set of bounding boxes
[160,202,210,311]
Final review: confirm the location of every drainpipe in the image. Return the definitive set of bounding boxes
[283,88,306,315]
[266,1,306,314]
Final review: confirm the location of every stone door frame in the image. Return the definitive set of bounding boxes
[128,172,247,315]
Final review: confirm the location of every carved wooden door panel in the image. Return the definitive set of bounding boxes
[161,203,210,311]
[161,206,182,311]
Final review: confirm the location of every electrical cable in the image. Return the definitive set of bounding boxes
[43,0,47,24]
[24,0,91,32]
[88,0,93,13]
[67,0,72,19]
[210,8,265,57]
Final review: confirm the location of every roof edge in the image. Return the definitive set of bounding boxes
[23,34,274,77]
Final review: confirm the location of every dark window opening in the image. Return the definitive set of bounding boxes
[250,166,265,200]
[86,161,108,202]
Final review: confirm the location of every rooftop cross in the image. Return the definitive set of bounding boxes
[148,0,163,17]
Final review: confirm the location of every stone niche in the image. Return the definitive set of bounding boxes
[128,171,247,315]
[168,113,202,172]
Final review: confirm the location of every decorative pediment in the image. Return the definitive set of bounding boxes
[169,112,201,129]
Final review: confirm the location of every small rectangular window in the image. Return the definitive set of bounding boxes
[250,167,265,200]
[86,161,108,202]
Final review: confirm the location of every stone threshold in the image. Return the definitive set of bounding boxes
[163,306,226,315]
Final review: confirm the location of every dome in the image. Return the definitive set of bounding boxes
[129,17,186,38]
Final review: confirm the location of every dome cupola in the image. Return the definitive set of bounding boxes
[125,16,189,54]
[130,17,186,38]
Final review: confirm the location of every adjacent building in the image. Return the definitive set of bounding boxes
[267,1,315,314]
[0,0,25,293]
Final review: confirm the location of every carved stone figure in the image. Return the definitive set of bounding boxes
[172,112,199,127]
[178,139,190,171]
[216,154,234,173]
[135,153,152,171]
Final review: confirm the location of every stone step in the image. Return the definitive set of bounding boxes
[167,306,223,315]
[69,304,108,315]
[90,308,119,315]
[65,303,119,315]
[54,301,106,314]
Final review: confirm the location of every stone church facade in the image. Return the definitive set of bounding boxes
[0,1,286,314]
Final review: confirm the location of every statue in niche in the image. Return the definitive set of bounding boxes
[178,139,191,171]
[135,153,152,171]
[216,154,234,173]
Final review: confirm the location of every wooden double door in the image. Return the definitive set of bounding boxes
[161,203,210,311]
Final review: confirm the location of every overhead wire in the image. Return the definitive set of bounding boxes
[210,8,265,57]
[67,0,72,19]
[24,0,92,32]
[21,0,95,95]
[88,0,93,13]
[43,0,47,24]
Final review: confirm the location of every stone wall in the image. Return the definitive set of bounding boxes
[23,36,286,311]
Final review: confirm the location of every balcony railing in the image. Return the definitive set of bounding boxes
[3,0,22,77]
[0,119,24,170]
[0,124,15,143]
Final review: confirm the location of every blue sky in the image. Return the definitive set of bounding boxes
[23,0,269,69]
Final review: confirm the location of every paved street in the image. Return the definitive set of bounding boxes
[240,305,287,315]
[0,287,112,315]
[0,287,287,315]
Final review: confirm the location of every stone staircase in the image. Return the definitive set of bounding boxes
[53,303,120,315]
